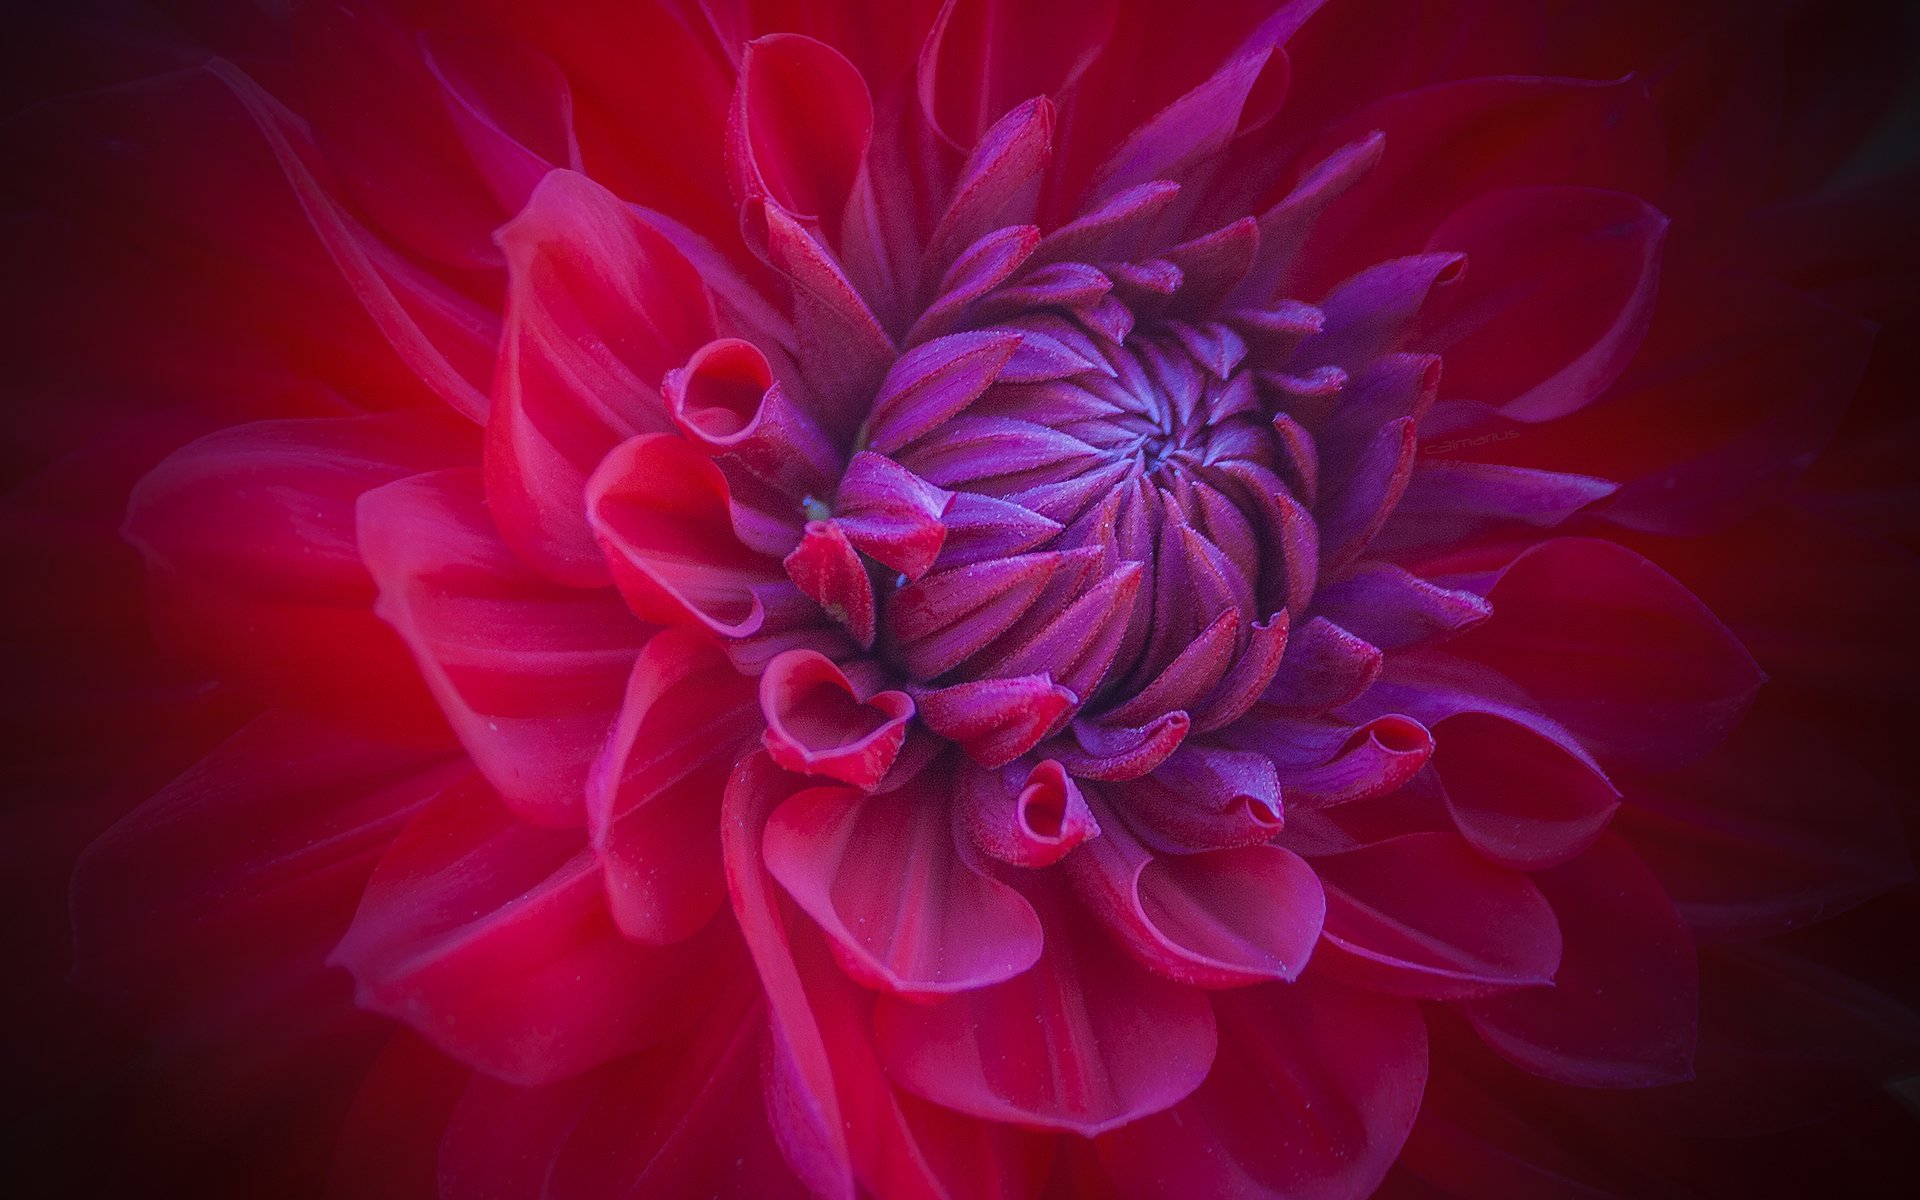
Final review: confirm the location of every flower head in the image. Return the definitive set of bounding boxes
[16,0,1920,1196]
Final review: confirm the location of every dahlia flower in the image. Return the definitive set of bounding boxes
[6,0,1920,1196]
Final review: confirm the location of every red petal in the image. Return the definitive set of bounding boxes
[958,758,1101,868]
[764,773,1043,995]
[1069,803,1324,987]
[831,451,956,579]
[438,980,811,1200]
[1431,710,1620,870]
[1316,833,1563,1000]
[876,882,1217,1136]
[488,171,718,587]
[783,520,878,649]
[1452,537,1764,770]
[586,433,787,638]
[917,674,1078,767]
[1615,705,1913,942]
[587,627,761,945]
[326,1032,471,1200]
[917,0,1119,152]
[333,777,726,1086]
[1415,185,1667,422]
[667,337,843,497]
[1463,834,1699,1088]
[359,469,648,827]
[759,650,914,790]
[1097,976,1427,1200]
[722,752,855,1200]
[1299,76,1663,288]
[123,412,472,740]
[71,712,465,1017]
[730,34,873,242]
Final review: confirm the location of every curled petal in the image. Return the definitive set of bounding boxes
[587,433,787,639]
[888,551,1070,679]
[667,337,842,497]
[1431,709,1621,870]
[784,521,877,649]
[1300,254,1466,372]
[924,96,1055,278]
[1317,416,1417,568]
[865,331,1023,455]
[1312,562,1490,652]
[832,451,955,580]
[759,650,913,790]
[1070,802,1324,987]
[729,33,873,241]
[917,674,1078,767]
[1229,711,1433,809]
[1263,616,1382,712]
[959,758,1100,869]
[1109,765,1287,854]
[1051,712,1191,782]
[763,775,1043,996]
[1190,610,1292,733]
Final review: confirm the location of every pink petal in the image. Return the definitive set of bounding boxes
[764,773,1043,996]
[783,520,878,649]
[666,337,843,498]
[359,469,648,827]
[1097,976,1427,1200]
[210,61,495,419]
[831,451,956,579]
[759,650,914,790]
[1463,834,1699,1088]
[876,882,1217,1136]
[332,777,728,1086]
[1316,832,1563,1000]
